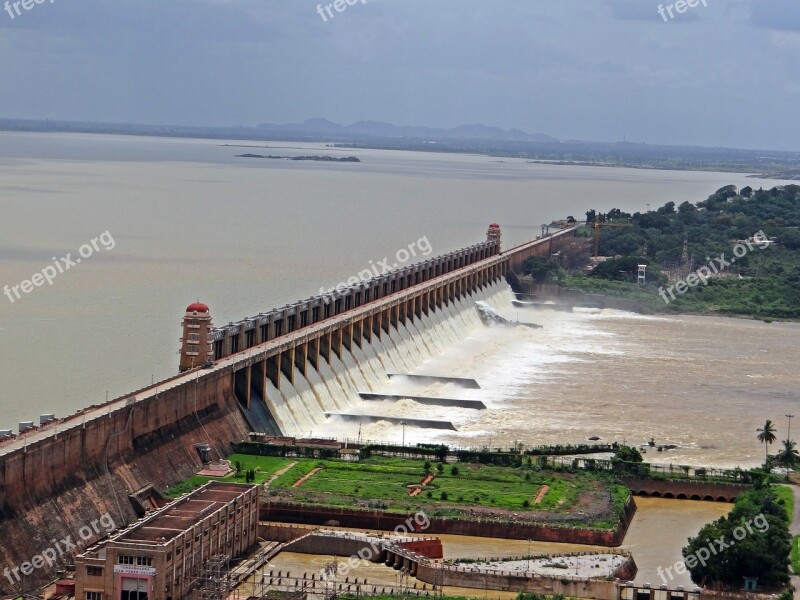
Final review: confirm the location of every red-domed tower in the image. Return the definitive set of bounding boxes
[487,222,502,251]
[179,302,215,372]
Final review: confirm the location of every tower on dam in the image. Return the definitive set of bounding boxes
[487,222,502,250]
[178,301,215,372]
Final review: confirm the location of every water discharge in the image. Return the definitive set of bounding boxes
[256,280,514,436]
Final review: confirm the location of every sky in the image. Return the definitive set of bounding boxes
[0,0,799,150]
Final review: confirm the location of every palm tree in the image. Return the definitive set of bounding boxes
[757,420,778,466]
[777,439,800,470]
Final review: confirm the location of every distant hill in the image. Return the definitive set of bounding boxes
[254,118,559,143]
[0,118,798,177]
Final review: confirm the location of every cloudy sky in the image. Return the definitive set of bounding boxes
[0,0,798,150]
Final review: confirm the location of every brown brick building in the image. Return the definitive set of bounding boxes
[75,482,259,600]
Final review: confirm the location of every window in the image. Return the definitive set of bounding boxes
[86,592,103,600]
[118,556,135,565]
[86,566,103,577]
[136,557,153,566]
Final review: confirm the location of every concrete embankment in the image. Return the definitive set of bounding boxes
[260,496,637,547]
[0,374,249,595]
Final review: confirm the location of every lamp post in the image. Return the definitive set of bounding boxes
[527,538,531,572]
[401,421,407,453]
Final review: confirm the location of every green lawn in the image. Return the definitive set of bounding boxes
[774,485,794,522]
[164,454,292,498]
[792,536,800,575]
[267,456,628,528]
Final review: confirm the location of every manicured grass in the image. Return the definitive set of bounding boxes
[164,454,292,498]
[774,485,794,522]
[792,536,800,574]
[268,456,627,528]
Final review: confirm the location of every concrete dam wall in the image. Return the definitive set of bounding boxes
[0,226,577,594]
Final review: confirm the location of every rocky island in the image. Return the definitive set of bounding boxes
[236,153,360,162]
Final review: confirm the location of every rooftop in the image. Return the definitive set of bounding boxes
[112,481,256,546]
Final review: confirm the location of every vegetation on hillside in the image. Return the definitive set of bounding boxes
[555,185,800,319]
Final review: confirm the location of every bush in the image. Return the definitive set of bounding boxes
[522,499,530,508]
[450,466,459,476]
[440,491,449,501]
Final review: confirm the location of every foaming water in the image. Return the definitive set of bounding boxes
[304,295,800,469]
[257,281,513,436]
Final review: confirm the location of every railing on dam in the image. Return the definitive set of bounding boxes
[209,239,500,361]
[208,225,574,365]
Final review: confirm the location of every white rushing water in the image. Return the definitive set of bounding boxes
[259,280,514,436]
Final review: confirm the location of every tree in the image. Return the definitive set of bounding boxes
[450,465,459,476]
[682,488,790,588]
[613,446,643,463]
[611,445,649,477]
[757,420,778,466]
[523,256,562,283]
[436,463,444,474]
[776,439,799,470]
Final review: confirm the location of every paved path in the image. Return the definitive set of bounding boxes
[264,460,297,489]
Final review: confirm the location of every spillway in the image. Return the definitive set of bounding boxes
[236,280,516,437]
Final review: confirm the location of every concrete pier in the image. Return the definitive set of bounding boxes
[323,413,458,431]
[387,374,481,388]
[358,393,485,409]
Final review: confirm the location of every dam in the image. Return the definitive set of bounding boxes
[0,223,577,590]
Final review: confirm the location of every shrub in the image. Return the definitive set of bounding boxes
[450,466,459,476]
[440,491,449,501]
